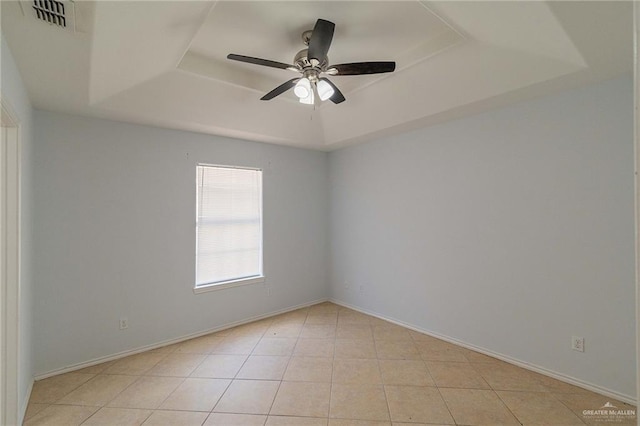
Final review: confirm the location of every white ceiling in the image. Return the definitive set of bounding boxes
[1,1,633,150]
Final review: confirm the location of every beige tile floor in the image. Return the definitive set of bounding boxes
[24,302,636,425]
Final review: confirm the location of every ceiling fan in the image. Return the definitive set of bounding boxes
[227,19,396,105]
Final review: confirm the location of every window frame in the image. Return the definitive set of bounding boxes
[194,163,265,294]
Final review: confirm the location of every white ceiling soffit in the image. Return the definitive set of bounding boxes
[1,1,632,150]
[178,1,464,99]
[89,1,213,105]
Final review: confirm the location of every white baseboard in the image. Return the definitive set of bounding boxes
[35,298,328,381]
[35,296,635,406]
[330,298,637,406]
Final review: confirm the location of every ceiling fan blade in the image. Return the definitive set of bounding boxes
[319,78,345,104]
[329,62,396,75]
[308,19,335,64]
[227,54,293,70]
[261,78,299,100]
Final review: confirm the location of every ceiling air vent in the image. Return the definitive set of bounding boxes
[32,0,67,27]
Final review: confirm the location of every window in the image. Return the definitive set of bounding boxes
[195,164,263,292]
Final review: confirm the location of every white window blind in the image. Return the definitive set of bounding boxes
[196,165,263,287]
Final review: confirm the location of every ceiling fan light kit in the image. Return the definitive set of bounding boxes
[299,90,314,105]
[227,18,396,106]
[316,79,335,101]
[294,77,312,99]
[293,77,334,105]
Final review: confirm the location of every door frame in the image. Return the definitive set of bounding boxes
[635,0,639,410]
[1,98,21,426]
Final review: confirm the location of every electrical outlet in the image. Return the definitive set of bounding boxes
[119,317,129,330]
[266,287,272,296]
[571,336,584,352]
[359,285,364,294]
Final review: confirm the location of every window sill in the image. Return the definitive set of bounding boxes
[193,276,265,294]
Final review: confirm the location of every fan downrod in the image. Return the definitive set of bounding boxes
[295,29,328,71]
[301,30,313,46]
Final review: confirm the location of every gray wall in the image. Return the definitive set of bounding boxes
[1,37,35,419]
[328,76,636,399]
[32,111,329,375]
[16,60,637,402]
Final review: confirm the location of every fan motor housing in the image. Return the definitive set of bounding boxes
[294,49,328,72]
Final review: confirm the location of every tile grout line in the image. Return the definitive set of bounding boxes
[196,316,275,425]
[63,365,153,424]
[262,308,309,424]
[222,317,271,422]
[529,391,589,425]
[327,307,338,421]
[37,372,99,407]
[26,302,635,425]
[255,321,276,426]
[491,387,532,426]
[413,330,456,425]
[152,375,189,413]
[374,322,394,424]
